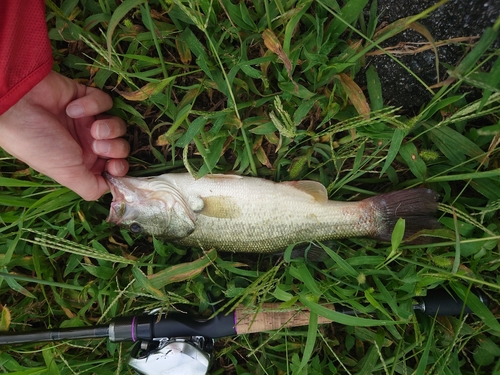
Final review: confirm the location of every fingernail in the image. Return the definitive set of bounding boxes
[66,104,84,117]
[96,122,110,139]
[114,160,125,175]
[93,140,111,154]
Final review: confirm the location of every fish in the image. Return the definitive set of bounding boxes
[104,173,440,253]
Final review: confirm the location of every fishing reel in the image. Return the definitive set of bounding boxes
[125,307,219,375]
[129,335,213,375]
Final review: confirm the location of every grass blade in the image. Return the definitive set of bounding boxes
[106,0,146,64]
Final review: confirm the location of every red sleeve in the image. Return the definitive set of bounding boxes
[0,0,53,115]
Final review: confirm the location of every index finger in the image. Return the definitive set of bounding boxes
[66,86,114,118]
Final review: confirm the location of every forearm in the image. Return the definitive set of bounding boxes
[0,0,53,115]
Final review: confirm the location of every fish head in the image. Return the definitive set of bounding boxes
[104,173,197,239]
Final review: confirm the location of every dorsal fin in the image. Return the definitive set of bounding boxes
[281,181,328,203]
[205,174,243,180]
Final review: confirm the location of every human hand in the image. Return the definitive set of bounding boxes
[0,71,129,201]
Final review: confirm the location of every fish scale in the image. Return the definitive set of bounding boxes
[178,201,373,252]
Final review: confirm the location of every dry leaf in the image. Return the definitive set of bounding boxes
[176,37,192,65]
[337,73,370,119]
[117,82,160,101]
[256,146,272,169]
[262,29,298,91]
[117,79,172,101]
[0,305,11,331]
[62,306,76,319]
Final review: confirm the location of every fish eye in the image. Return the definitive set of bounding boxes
[129,222,143,234]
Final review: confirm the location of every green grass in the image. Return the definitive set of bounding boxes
[1,0,500,373]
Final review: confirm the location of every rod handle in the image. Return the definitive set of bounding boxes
[234,303,333,334]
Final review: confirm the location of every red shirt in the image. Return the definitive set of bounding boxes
[0,0,53,115]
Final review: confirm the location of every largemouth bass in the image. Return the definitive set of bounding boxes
[105,173,440,253]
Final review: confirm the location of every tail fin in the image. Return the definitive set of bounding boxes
[368,189,440,242]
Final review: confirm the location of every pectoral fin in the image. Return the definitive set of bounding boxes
[282,181,328,203]
[201,196,242,218]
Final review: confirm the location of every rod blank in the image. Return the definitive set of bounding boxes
[0,326,109,345]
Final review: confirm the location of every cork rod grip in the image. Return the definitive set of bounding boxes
[233,303,333,334]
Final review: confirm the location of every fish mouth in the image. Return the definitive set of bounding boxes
[103,172,125,202]
[103,172,128,224]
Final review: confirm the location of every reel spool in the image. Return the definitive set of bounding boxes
[129,336,213,375]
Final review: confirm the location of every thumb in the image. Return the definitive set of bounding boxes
[53,166,109,201]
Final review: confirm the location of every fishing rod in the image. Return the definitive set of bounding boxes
[0,288,489,375]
